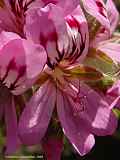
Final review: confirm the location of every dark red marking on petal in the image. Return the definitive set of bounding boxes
[18,65,26,77]
[40,31,58,47]
[42,0,57,5]
[66,16,86,63]
[40,30,59,69]
[66,15,80,29]
[96,0,107,18]
[39,18,66,68]
[7,59,17,70]
[9,65,26,90]
[8,0,30,36]
[1,59,17,83]
[100,27,106,33]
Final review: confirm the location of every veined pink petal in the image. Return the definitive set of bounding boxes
[0,0,45,36]
[82,0,110,30]
[4,97,19,154]
[97,41,120,64]
[84,0,111,47]
[25,4,88,66]
[64,80,117,136]
[65,5,89,63]
[18,81,56,145]
[0,32,47,95]
[91,105,117,136]
[0,0,25,35]
[25,4,69,66]
[90,0,119,46]
[106,0,119,34]
[0,3,17,33]
[78,83,117,136]
[42,137,63,160]
[57,89,95,156]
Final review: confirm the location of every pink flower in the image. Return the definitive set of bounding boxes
[0,0,38,36]
[18,1,117,158]
[0,31,47,154]
[89,0,120,86]
[90,0,119,47]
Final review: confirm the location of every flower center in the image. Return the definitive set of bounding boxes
[45,60,70,89]
[51,67,67,88]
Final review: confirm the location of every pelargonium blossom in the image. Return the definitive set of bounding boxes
[0,31,46,154]
[0,0,39,36]
[18,0,118,158]
[89,0,119,55]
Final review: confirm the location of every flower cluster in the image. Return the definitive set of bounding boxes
[0,0,120,159]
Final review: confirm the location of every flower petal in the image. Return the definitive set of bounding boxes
[91,104,117,136]
[79,83,117,135]
[25,4,89,65]
[0,0,25,35]
[106,0,119,34]
[82,0,110,30]
[57,89,95,156]
[0,31,20,49]
[18,81,56,145]
[90,0,119,46]
[25,4,69,66]
[66,80,117,136]
[97,41,120,64]
[41,0,79,16]
[0,3,17,33]
[65,5,89,62]
[0,32,47,94]
[106,81,120,109]
[4,97,19,154]
[22,39,47,79]
[107,81,120,97]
